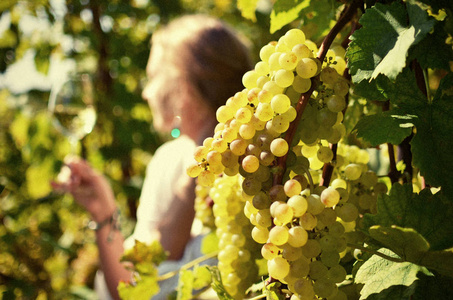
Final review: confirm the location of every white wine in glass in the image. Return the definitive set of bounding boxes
[48,73,97,153]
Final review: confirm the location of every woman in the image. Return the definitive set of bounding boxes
[54,15,252,299]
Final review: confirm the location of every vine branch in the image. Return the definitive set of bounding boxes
[274,0,363,185]
[157,251,218,281]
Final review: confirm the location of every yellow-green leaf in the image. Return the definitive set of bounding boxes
[237,0,260,22]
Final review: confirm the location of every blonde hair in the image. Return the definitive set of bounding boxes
[150,14,252,112]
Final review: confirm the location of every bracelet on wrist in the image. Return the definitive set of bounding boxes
[87,208,121,241]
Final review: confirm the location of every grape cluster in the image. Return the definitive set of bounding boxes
[209,175,260,299]
[187,28,384,299]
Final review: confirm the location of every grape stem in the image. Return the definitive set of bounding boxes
[246,294,266,300]
[347,243,404,263]
[273,0,363,185]
[382,101,400,185]
[157,251,218,281]
[317,0,363,63]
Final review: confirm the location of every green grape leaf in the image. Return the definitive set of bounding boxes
[364,283,416,300]
[410,72,453,196]
[193,265,212,290]
[265,281,286,300]
[368,226,430,262]
[351,76,388,101]
[375,68,426,110]
[201,232,219,254]
[237,0,260,22]
[413,272,453,299]
[409,22,453,71]
[176,269,194,300]
[347,2,436,83]
[355,248,430,300]
[363,184,453,251]
[369,226,453,277]
[352,110,414,146]
[121,240,168,266]
[207,266,234,300]
[270,0,310,34]
[417,248,453,277]
[415,0,453,13]
[299,0,339,40]
[118,271,160,300]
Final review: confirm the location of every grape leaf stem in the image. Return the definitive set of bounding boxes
[382,101,400,184]
[347,243,404,263]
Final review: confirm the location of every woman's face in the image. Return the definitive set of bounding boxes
[142,47,177,133]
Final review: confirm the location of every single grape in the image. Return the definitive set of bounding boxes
[242,155,260,173]
[271,94,291,114]
[320,66,340,85]
[284,179,302,197]
[186,163,202,178]
[255,102,274,122]
[313,278,338,299]
[320,250,340,267]
[296,57,319,79]
[292,44,312,60]
[317,146,334,163]
[273,203,294,225]
[270,138,289,157]
[288,226,308,247]
[327,264,347,283]
[320,187,340,207]
[239,123,256,140]
[216,105,235,123]
[269,225,290,245]
[275,69,295,88]
[284,28,305,48]
[260,43,276,62]
[287,195,308,217]
[198,170,215,186]
[242,70,260,89]
[293,76,312,93]
[326,94,346,113]
[301,239,321,258]
[255,61,270,75]
[268,257,290,280]
[299,212,317,230]
[279,52,298,70]
[251,225,269,244]
[261,243,280,260]
[308,260,328,280]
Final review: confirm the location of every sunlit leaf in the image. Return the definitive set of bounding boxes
[347,2,436,82]
[355,248,430,300]
[237,0,260,22]
[270,0,310,33]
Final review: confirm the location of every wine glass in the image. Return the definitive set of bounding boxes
[48,73,97,154]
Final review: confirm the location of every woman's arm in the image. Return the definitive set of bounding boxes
[53,159,131,300]
[156,174,196,260]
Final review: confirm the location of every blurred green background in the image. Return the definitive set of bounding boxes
[0,0,280,298]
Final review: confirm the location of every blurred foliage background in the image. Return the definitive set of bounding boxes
[0,0,282,298]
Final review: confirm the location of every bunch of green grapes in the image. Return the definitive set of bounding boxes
[209,174,260,299]
[187,28,383,300]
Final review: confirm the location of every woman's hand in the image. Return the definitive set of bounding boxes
[52,157,116,223]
